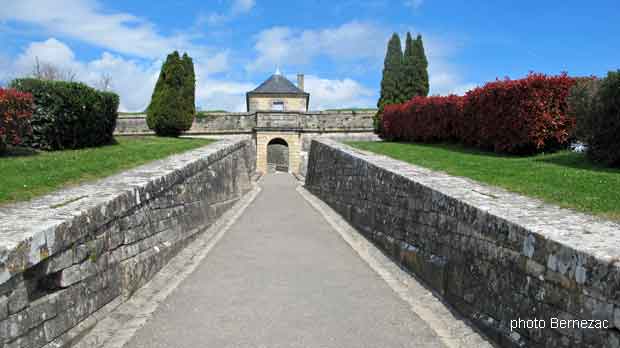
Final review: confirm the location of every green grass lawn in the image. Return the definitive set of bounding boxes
[348,141,620,221]
[0,136,214,205]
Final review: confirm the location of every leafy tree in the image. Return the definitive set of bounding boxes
[588,70,620,166]
[412,34,430,97]
[147,51,194,136]
[375,33,403,133]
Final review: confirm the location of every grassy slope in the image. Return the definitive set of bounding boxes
[348,141,620,220]
[0,137,214,204]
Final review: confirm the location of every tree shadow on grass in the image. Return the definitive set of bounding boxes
[1,138,123,158]
[0,146,40,158]
[534,152,620,174]
[384,141,521,159]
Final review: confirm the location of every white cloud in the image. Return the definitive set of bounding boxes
[5,38,159,111]
[301,75,375,110]
[0,0,195,59]
[0,1,255,111]
[203,0,255,26]
[85,53,161,111]
[232,0,256,14]
[1,38,253,112]
[16,38,75,68]
[404,0,424,9]
[429,71,476,96]
[247,22,387,72]
[197,51,231,75]
[427,58,477,96]
[196,80,255,112]
[193,74,377,112]
[247,22,475,97]
[1,35,470,111]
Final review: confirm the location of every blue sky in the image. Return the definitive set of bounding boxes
[1,0,619,111]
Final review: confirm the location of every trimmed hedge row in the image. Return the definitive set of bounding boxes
[383,95,463,142]
[0,88,33,154]
[382,73,576,155]
[10,79,119,150]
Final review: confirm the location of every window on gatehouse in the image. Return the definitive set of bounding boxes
[272,101,284,111]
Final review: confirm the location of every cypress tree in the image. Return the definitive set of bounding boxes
[412,34,430,97]
[181,53,196,118]
[375,33,403,133]
[147,51,194,136]
[400,32,417,102]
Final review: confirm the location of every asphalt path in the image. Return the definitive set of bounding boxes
[125,173,446,348]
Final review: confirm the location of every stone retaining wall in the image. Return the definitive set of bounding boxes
[114,110,375,135]
[297,132,380,177]
[305,139,620,348]
[0,138,256,348]
[115,113,256,135]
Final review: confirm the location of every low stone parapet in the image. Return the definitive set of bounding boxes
[305,138,620,348]
[114,110,375,135]
[0,138,256,347]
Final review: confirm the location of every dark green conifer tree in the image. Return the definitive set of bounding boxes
[181,53,196,118]
[400,32,417,102]
[147,51,194,136]
[375,33,403,133]
[412,34,430,97]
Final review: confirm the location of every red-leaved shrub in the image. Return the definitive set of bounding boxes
[0,88,33,153]
[382,73,576,155]
[383,95,463,142]
[460,73,575,154]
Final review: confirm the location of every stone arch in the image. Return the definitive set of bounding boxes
[256,131,300,174]
[267,138,289,172]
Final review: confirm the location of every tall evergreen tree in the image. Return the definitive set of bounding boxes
[400,32,417,102]
[412,34,430,97]
[181,53,196,118]
[147,51,194,136]
[375,33,403,132]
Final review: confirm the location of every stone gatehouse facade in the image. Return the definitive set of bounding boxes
[116,110,378,175]
[246,70,309,113]
[114,71,378,175]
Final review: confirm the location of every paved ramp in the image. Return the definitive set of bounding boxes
[124,173,449,348]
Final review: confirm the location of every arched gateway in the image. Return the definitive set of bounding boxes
[240,69,373,175]
[256,131,300,174]
[267,138,289,172]
[249,70,306,174]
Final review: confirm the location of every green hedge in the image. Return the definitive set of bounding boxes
[10,78,119,150]
[588,71,620,166]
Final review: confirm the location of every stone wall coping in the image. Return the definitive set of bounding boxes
[313,138,620,264]
[0,137,251,285]
[117,110,376,119]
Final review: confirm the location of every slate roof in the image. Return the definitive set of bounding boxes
[248,74,308,95]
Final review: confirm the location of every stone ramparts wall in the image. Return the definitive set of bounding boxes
[305,139,620,348]
[0,138,256,348]
[114,110,375,135]
[115,113,256,135]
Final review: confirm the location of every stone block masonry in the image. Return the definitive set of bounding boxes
[0,138,256,348]
[305,138,620,348]
[114,110,375,136]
